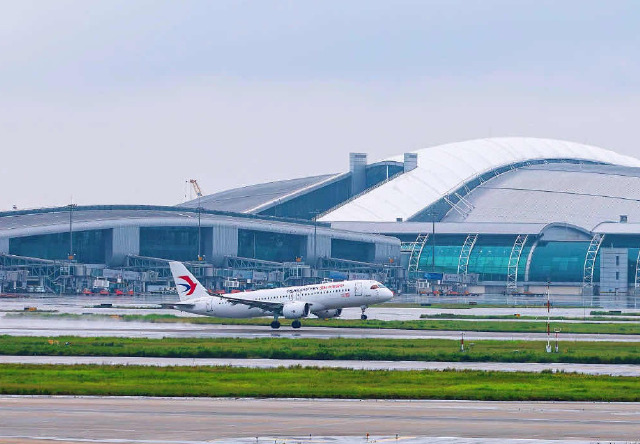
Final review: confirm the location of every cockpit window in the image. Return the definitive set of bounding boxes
[370,284,379,289]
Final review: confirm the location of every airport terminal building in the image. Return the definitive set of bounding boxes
[3,137,640,304]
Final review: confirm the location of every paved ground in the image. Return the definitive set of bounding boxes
[0,396,638,443]
[2,316,640,342]
[2,296,639,320]
[2,355,640,376]
[1,299,639,443]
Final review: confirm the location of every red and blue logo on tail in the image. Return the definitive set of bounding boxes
[178,275,197,296]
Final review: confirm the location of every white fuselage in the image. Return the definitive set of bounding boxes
[179,280,392,318]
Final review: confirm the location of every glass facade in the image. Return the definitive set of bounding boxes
[258,164,404,220]
[258,177,351,220]
[238,229,304,262]
[140,227,199,261]
[10,230,107,263]
[527,241,592,283]
[417,235,465,274]
[365,164,404,188]
[8,216,640,288]
[412,234,625,284]
[468,236,530,282]
[416,235,530,281]
[331,239,375,262]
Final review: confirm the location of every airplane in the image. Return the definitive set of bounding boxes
[167,261,394,329]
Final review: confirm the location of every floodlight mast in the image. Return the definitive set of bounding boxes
[545,282,552,353]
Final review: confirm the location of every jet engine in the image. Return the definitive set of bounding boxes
[313,308,343,319]
[282,301,310,319]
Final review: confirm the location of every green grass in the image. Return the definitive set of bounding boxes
[380,303,584,309]
[0,364,637,401]
[9,311,640,335]
[419,313,640,321]
[591,311,640,316]
[3,335,640,364]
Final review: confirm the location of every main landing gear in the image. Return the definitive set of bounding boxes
[270,316,302,329]
[360,305,368,321]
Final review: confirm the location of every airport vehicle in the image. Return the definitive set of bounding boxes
[168,261,393,329]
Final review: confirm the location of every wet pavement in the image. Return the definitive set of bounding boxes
[1,397,638,442]
[2,355,639,376]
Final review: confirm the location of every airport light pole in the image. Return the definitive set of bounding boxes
[431,210,436,272]
[311,210,320,268]
[197,196,203,261]
[68,203,75,261]
[545,281,552,353]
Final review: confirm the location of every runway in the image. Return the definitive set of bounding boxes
[2,315,640,341]
[1,354,639,376]
[2,301,639,443]
[3,295,640,322]
[0,396,638,442]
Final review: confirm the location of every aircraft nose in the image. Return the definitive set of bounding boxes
[382,288,394,301]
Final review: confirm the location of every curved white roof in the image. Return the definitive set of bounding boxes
[319,137,640,222]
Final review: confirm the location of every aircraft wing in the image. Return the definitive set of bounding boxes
[217,294,283,314]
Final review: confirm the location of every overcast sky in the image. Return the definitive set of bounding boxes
[1,0,639,210]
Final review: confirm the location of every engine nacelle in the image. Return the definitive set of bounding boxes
[313,308,343,319]
[282,301,310,319]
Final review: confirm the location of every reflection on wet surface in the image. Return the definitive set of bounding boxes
[2,294,640,341]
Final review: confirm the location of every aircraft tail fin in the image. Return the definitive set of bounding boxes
[169,261,209,301]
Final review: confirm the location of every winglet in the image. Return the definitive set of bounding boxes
[169,261,209,301]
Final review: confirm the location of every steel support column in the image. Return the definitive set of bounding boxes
[634,249,640,291]
[583,234,604,290]
[507,234,528,292]
[407,233,429,276]
[457,234,478,275]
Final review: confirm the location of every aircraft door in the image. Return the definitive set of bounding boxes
[355,282,363,297]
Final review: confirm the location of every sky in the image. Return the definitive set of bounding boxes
[1,0,639,210]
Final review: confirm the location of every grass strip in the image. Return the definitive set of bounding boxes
[591,311,640,317]
[3,336,640,364]
[10,312,640,335]
[380,303,586,309]
[0,364,638,401]
[419,313,640,321]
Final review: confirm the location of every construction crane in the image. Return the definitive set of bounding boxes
[187,179,205,262]
[189,179,204,198]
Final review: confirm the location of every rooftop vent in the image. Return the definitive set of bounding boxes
[404,153,418,172]
[349,152,367,196]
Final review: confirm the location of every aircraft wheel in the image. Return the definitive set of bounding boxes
[360,314,368,320]
[291,320,302,329]
[270,320,281,329]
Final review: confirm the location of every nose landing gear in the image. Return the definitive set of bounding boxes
[360,305,368,320]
